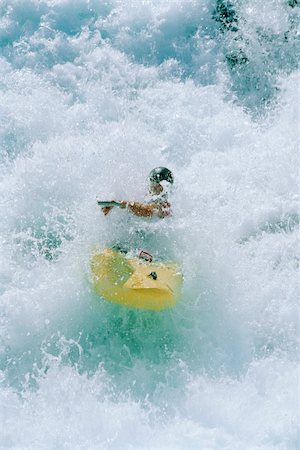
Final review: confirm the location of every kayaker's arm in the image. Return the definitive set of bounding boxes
[99,200,171,217]
[120,201,171,218]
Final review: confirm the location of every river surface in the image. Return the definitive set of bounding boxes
[0,1,299,449]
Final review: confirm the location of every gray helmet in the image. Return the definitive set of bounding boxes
[148,167,174,184]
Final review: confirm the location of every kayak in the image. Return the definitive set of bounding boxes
[90,248,183,311]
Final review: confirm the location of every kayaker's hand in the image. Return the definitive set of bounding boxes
[119,201,128,209]
[102,200,127,215]
[102,206,113,215]
[101,200,118,215]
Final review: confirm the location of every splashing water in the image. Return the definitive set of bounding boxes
[0,1,299,449]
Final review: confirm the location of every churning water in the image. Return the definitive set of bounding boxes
[0,1,299,449]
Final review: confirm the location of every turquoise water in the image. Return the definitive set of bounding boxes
[0,1,299,448]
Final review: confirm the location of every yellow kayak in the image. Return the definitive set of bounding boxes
[90,248,183,311]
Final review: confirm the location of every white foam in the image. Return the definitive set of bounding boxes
[0,1,299,448]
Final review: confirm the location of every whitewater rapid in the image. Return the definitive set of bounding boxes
[0,1,299,449]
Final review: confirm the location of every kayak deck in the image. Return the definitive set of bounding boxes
[90,249,182,310]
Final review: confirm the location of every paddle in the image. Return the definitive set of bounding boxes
[97,200,123,207]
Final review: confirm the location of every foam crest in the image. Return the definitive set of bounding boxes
[0,0,299,448]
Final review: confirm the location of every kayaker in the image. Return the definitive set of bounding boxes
[101,167,174,219]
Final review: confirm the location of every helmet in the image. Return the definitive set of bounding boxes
[148,167,174,185]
